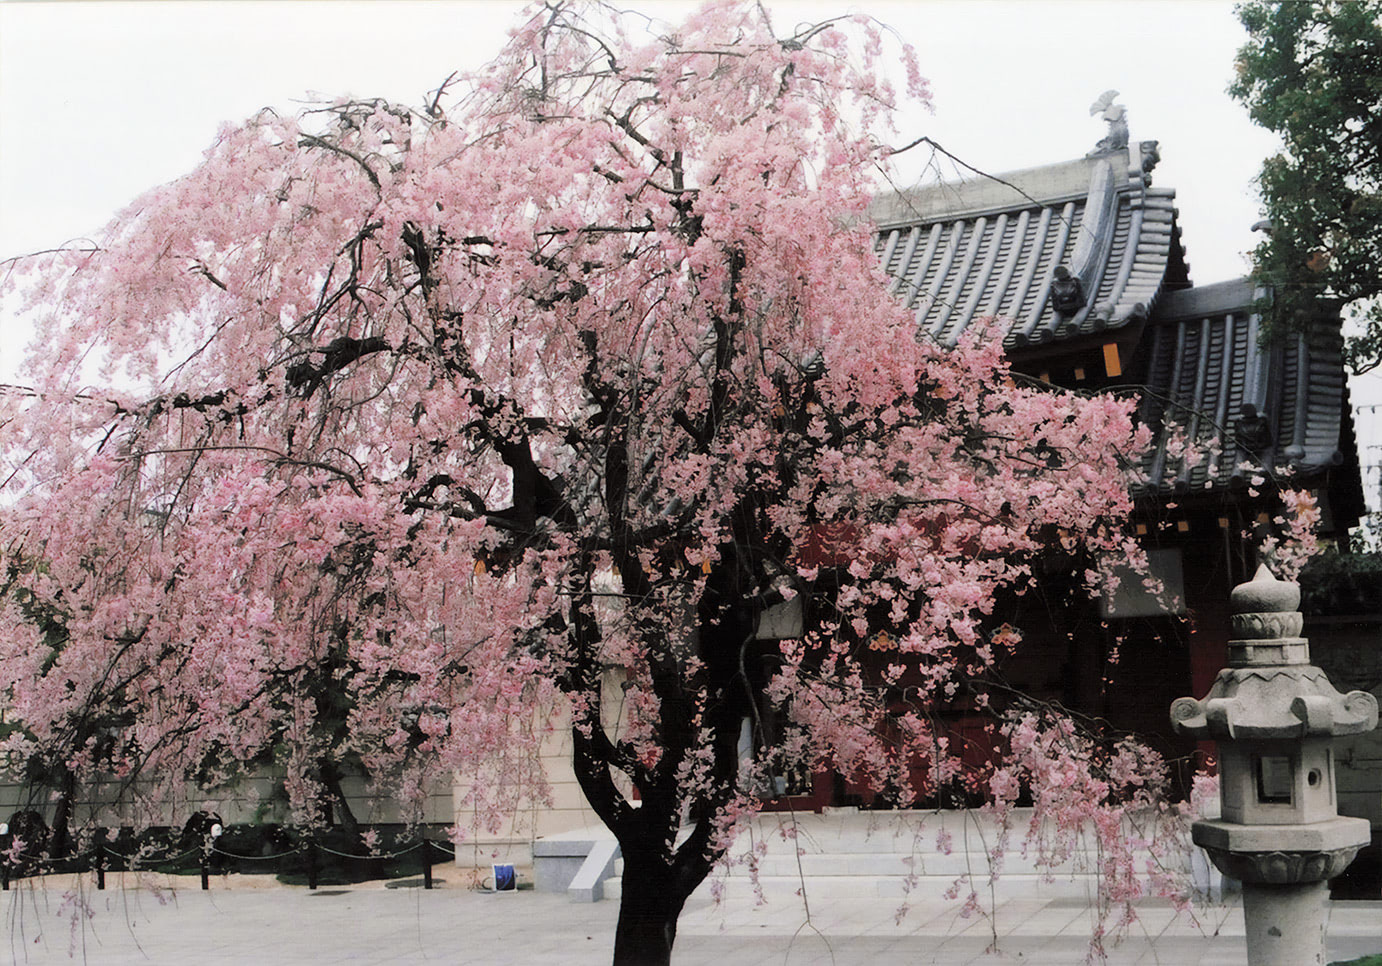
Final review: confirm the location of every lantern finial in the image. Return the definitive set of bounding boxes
[1228,565,1305,663]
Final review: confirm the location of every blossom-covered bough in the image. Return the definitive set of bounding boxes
[0,3,1236,963]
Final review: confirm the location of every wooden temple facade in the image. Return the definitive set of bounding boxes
[764,133,1367,811]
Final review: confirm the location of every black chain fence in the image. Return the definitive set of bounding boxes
[0,811,456,892]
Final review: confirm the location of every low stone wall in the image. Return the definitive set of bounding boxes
[588,806,1223,905]
[0,771,452,831]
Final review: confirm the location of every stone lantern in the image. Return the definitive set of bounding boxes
[1170,564,1378,965]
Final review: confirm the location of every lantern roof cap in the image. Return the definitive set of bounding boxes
[1170,665,1378,740]
[1231,564,1301,618]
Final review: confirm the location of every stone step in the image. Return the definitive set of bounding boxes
[675,851,1115,879]
[602,871,1115,904]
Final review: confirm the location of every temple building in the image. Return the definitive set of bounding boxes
[861,127,1364,780]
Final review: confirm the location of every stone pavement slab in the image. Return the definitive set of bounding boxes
[2,876,1379,965]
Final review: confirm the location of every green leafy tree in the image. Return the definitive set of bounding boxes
[1231,0,1382,372]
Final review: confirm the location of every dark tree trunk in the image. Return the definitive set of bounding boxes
[611,850,689,966]
[48,768,77,858]
[562,481,759,966]
[318,759,360,839]
[571,711,708,966]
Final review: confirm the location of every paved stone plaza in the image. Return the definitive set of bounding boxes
[2,875,1379,965]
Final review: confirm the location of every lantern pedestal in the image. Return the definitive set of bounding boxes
[1192,816,1368,966]
[1242,880,1329,966]
[1191,815,1371,877]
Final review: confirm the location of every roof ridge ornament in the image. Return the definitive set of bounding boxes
[1050,266,1085,319]
[1086,89,1129,157]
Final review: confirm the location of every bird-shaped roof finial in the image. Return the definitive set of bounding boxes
[1087,90,1129,156]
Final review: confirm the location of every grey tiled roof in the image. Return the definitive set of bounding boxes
[870,142,1184,350]
[1135,280,1349,495]
[870,142,1357,510]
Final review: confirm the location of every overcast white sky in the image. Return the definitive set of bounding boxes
[0,0,1377,483]
[1,0,1277,281]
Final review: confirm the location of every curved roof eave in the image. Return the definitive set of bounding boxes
[1133,281,1352,499]
[871,141,1182,352]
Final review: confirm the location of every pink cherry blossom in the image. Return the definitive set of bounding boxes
[0,4,1213,964]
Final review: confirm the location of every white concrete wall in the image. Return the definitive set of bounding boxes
[453,673,629,870]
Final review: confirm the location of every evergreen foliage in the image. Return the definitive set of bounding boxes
[1231,0,1382,372]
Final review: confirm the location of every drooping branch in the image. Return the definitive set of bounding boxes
[113,445,365,497]
[285,336,391,397]
[298,133,382,189]
[566,566,638,837]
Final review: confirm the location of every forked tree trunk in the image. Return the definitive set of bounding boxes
[319,760,360,839]
[565,571,747,966]
[611,850,690,966]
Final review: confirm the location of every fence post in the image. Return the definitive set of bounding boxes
[306,839,318,890]
[423,838,432,890]
[95,846,105,890]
